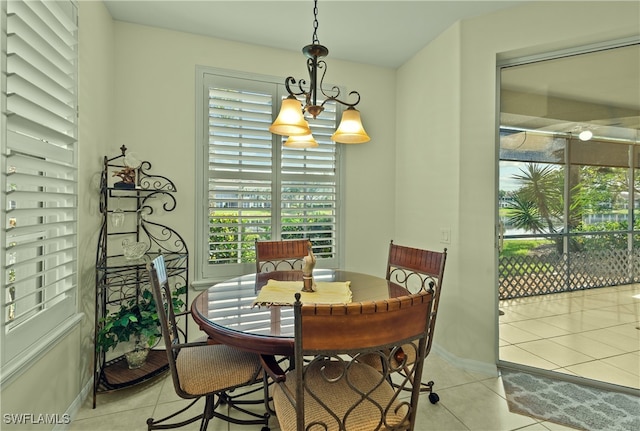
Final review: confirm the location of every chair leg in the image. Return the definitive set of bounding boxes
[211,385,270,429]
[147,398,204,430]
[263,371,276,417]
[147,392,269,431]
[199,395,215,431]
[392,363,440,404]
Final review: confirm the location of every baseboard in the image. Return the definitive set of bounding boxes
[431,343,499,377]
[54,377,94,431]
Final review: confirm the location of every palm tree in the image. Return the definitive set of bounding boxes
[510,163,563,234]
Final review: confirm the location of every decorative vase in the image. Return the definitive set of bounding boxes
[111,208,125,228]
[124,346,149,369]
[123,335,150,369]
[122,239,147,260]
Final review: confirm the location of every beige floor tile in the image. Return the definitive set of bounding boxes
[437,381,537,431]
[516,339,595,368]
[564,360,640,388]
[498,308,531,323]
[552,368,579,378]
[153,375,185,404]
[547,312,606,332]
[575,307,637,326]
[600,352,640,377]
[580,327,639,351]
[478,375,508,398]
[604,322,640,340]
[571,295,626,310]
[419,353,487,390]
[549,333,626,359]
[501,305,560,319]
[75,377,165,420]
[69,405,155,431]
[413,400,469,430]
[508,320,571,338]
[500,345,561,370]
[499,324,542,344]
[604,304,640,320]
[531,298,577,315]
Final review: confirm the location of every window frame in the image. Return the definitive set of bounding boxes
[194,67,345,284]
[0,0,80,380]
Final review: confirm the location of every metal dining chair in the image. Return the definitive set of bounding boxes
[255,239,310,273]
[384,240,448,404]
[147,255,270,431]
[260,290,434,431]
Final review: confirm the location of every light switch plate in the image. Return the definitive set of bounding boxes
[440,228,451,244]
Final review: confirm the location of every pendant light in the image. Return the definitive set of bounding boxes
[269,0,370,147]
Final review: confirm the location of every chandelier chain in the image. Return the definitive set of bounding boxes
[312,0,319,45]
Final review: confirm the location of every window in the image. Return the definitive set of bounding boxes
[195,69,343,281]
[1,0,78,374]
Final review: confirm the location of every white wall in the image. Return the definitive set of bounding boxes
[111,22,397,283]
[396,1,640,374]
[77,0,116,396]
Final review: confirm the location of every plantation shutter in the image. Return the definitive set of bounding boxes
[280,104,338,261]
[1,0,78,367]
[201,72,340,278]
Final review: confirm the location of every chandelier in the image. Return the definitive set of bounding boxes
[269,0,370,147]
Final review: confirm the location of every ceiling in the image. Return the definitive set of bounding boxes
[103,0,639,143]
[500,43,640,144]
[103,0,530,68]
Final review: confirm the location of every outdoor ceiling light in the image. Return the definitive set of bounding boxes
[269,0,370,147]
[578,130,593,141]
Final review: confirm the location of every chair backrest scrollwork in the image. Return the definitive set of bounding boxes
[255,239,311,273]
[386,240,447,357]
[286,291,433,430]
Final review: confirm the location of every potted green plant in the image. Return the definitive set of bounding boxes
[96,286,185,369]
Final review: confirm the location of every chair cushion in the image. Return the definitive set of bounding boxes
[176,344,261,396]
[273,359,410,431]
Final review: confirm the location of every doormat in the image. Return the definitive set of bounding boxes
[500,368,640,431]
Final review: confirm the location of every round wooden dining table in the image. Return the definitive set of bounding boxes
[190,269,410,356]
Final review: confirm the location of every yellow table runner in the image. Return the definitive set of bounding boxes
[253,279,352,307]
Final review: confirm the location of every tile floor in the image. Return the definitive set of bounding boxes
[499,283,640,390]
[71,353,580,431]
[70,284,638,431]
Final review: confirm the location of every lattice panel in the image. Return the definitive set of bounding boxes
[567,249,630,290]
[499,249,634,299]
[499,253,565,299]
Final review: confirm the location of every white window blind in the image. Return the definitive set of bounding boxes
[197,71,342,280]
[1,0,78,368]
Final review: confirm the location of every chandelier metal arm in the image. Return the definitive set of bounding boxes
[319,90,361,110]
[283,76,308,98]
[282,57,361,119]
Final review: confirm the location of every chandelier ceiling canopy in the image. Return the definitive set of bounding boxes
[269,0,370,147]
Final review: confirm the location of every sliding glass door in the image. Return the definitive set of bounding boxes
[497,43,640,389]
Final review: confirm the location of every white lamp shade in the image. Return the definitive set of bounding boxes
[269,97,311,136]
[284,133,319,148]
[331,108,370,144]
